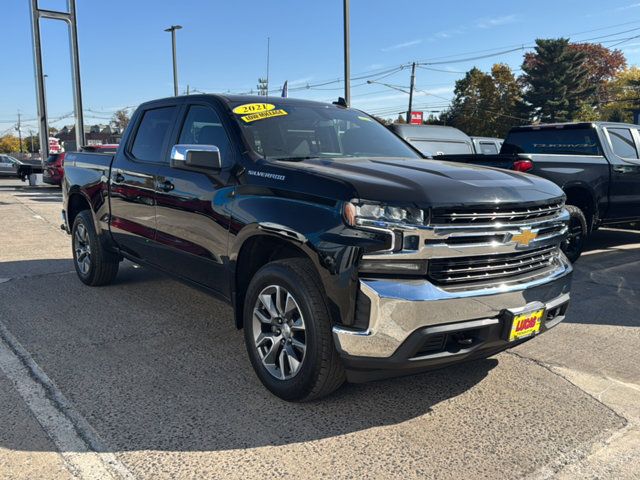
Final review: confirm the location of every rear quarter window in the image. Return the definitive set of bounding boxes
[412,139,473,156]
[502,128,603,156]
[479,142,499,155]
[130,106,176,162]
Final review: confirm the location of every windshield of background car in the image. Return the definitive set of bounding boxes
[502,128,603,156]
[230,102,420,160]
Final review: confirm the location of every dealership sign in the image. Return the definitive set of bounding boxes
[410,111,423,125]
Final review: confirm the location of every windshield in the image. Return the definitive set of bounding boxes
[502,128,603,156]
[230,101,420,160]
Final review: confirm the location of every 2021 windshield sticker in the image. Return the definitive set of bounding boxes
[232,103,288,122]
[232,103,275,115]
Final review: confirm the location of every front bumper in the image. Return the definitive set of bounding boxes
[332,254,572,381]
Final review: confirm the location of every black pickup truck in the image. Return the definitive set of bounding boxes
[62,94,572,401]
[435,122,640,261]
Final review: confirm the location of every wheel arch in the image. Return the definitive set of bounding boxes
[66,190,93,229]
[232,230,318,329]
[562,183,598,231]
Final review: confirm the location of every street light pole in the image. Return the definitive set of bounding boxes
[406,62,416,123]
[343,0,350,106]
[164,25,182,96]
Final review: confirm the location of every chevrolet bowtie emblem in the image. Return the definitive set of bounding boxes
[512,228,538,246]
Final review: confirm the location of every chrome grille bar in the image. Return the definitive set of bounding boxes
[431,202,564,225]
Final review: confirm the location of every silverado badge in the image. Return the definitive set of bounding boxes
[512,228,538,247]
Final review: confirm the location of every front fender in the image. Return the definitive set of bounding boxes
[228,193,388,327]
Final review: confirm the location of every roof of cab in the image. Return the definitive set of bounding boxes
[137,93,342,110]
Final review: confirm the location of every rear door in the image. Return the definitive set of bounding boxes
[109,105,178,261]
[153,102,235,296]
[603,126,640,221]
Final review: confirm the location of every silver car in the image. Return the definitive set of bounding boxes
[0,155,19,177]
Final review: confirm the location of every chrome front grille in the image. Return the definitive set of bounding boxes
[428,246,558,286]
[431,202,564,226]
[360,199,569,291]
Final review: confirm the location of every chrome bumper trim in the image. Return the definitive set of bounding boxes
[332,254,572,359]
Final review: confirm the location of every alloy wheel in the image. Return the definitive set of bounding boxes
[74,223,92,275]
[252,285,307,380]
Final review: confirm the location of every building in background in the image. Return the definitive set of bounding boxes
[55,124,122,151]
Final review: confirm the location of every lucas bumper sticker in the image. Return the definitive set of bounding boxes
[240,109,288,123]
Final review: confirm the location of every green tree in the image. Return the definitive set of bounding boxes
[111,109,131,132]
[521,38,595,122]
[24,133,40,153]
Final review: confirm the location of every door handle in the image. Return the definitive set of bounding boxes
[613,165,632,173]
[157,180,175,192]
[113,172,125,183]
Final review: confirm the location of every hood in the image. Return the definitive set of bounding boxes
[274,157,564,208]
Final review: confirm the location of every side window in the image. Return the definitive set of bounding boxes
[130,106,176,162]
[480,142,499,155]
[178,105,233,166]
[608,127,639,159]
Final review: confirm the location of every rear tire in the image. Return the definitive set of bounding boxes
[243,258,345,402]
[561,205,587,263]
[71,210,120,286]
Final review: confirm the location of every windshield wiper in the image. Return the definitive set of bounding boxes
[272,156,320,162]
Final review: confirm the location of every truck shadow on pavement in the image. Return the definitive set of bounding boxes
[566,228,640,328]
[0,259,498,452]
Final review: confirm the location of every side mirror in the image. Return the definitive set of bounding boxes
[170,144,222,171]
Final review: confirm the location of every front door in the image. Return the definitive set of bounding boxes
[153,104,235,296]
[605,126,640,221]
[109,105,177,261]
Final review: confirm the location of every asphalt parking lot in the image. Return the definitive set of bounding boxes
[0,178,639,479]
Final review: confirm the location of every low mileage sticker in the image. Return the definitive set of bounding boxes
[240,109,288,123]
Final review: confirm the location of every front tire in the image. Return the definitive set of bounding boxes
[243,259,345,401]
[71,210,120,286]
[561,205,588,263]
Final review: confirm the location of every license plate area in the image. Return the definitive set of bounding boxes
[504,305,545,342]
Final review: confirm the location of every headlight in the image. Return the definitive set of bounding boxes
[343,201,424,227]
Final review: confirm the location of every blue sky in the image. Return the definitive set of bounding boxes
[2,0,640,134]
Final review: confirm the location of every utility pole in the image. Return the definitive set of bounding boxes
[266,37,270,99]
[164,25,182,96]
[406,62,416,123]
[16,112,23,153]
[343,0,351,106]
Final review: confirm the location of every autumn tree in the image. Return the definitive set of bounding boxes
[0,135,21,153]
[598,67,640,122]
[521,38,595,122]
[444,64,524,137]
